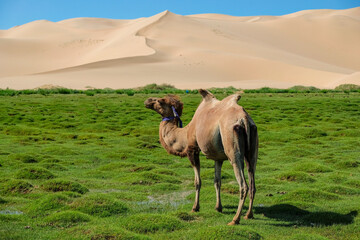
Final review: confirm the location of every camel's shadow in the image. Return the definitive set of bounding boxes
[223,204,357,226]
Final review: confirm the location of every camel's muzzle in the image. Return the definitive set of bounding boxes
[144,98,155,109]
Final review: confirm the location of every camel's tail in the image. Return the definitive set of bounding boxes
[243,117,251,152]
[234,117,251,152]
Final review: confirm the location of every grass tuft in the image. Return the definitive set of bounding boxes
[71,194,128,217]
[335,160,359,169]
[9,153,39,163]
[40,163,67,171]
[151,168,178,176]
[27,193,70,217]
[0,196,7,204]
[41,179,89,194]
[16,167,55,179]
[121,172,181,185]
[277,171,315,182]
[280,189,340,203]
[122,214,184,233]
[321,185,360,196]
[41,158,62,164]
[290,233,329,240]
[82,225,150,240]
[44,210,91,228]
[222,184,239,195]
[293,161,333,173]
[173,211,196,221]
[2,179,33,194]
[193,226,262,240]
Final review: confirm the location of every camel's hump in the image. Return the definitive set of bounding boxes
[199,89,241,104]
[222,93,242,104]
[199,89,215,102]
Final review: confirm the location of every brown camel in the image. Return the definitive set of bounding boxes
[144,89,258,225]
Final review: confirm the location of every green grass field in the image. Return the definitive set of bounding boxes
[0,92,359,239]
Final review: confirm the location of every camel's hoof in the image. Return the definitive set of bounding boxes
[215,207,223,213]
[244,214,254,220]
[227,220,239,226]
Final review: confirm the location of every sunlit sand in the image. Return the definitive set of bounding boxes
[0,8,359,89]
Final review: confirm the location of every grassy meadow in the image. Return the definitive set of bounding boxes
[0,90,359,239]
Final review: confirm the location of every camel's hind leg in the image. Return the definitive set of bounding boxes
[223,125,248,225]
[244,125,258,220]
[214,160,224,212]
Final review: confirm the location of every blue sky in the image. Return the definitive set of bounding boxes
[0,0,358,29]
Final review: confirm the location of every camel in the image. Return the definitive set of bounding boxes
[144,89,258,225]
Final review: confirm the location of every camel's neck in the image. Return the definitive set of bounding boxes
[159,119,188,157]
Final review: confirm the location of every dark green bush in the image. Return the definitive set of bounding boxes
[57,88,72,94]
[125,90,135,96]
[85,90,95,96]
[1,84,359,96]
[335,84,360,92]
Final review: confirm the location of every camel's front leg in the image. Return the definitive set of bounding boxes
[188,146,201,212]
[192,162,201,212]
[214,161,223,212]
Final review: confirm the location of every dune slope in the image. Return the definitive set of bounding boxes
[0,8,359,89]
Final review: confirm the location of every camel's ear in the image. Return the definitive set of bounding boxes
[199,89,215,102]
[176,101,184,116]
[158,98,166,104]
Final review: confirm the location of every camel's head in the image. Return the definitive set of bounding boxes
[144,95,183,117]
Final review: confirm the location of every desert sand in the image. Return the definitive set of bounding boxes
[0,8,359,90]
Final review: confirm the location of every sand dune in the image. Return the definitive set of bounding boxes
[1,8,359,89]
